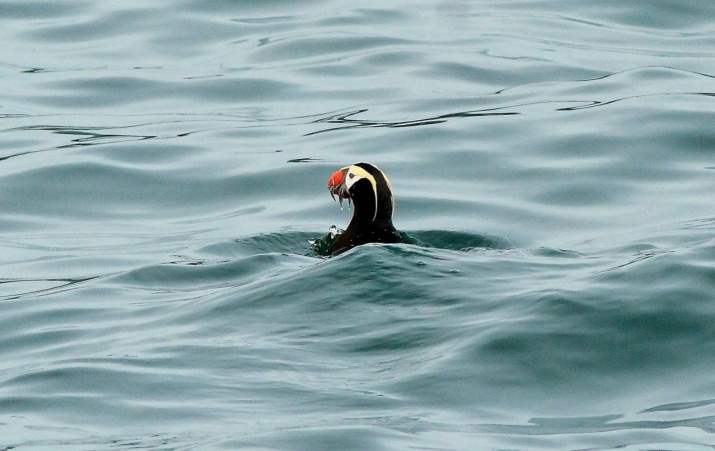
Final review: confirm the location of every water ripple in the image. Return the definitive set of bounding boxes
[1,0,714,448]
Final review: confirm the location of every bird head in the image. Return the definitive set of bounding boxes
[326,163,393,223]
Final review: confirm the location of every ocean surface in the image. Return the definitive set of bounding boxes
[1,1,714,449]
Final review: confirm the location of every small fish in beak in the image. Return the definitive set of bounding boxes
[327,168,351,210]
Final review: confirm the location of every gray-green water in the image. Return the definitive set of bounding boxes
[1,1,714,449]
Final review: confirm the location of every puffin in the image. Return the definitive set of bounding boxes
[326,162,402,255]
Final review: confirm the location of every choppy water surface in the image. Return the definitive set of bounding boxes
[1,0,714,449]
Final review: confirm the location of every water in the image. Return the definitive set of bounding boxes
[1,0,714,449]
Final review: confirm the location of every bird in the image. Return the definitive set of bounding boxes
[326,162,402,255]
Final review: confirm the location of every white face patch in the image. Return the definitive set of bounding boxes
[345,165,378,222]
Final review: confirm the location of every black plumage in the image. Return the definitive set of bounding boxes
[327,163,402,255]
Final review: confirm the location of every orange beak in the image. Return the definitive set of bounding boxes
[327,168,350,200]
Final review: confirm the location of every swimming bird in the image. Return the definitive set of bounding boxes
[326,162,402,255]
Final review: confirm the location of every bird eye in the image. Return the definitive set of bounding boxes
[349,173,354,179]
